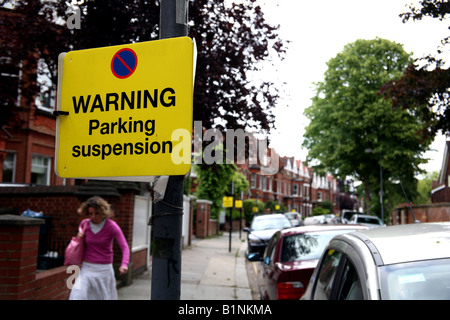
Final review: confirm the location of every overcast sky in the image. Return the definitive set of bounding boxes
[256,0,449,175]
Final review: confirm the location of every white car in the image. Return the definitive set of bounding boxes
[283,212,303,227]
[301,222,450,300]
[348,214,383,228]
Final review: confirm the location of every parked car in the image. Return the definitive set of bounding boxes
[304,216,326,225]
[304,214,336,225]
[324,214,338,224]
[301,222,450,300]
[248,224,369,300]
[340,210,360,223]
[284,212,304,227]
[244,214,291,256]
[348,214,383,228]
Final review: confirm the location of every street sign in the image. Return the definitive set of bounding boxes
[55,37,195,179]
[235,200,242,208]
[111,48,138,79]
[223,197,233,208]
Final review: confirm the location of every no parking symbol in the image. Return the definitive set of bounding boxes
[111,48,138,79]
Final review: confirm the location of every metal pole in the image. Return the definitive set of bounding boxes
[151,0,188,300]
[379,156,384,224]
[159,0,189,39]
[229,181,234,253]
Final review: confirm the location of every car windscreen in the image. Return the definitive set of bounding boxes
[285,213,296,219]
[357,217,380,225]
[251,217,290,231]
[280,229,358,262]
[379,258,450,300]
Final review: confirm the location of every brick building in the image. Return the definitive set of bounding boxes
[0,7,74,187]
[431,139,450,203]
[237,154,338,217]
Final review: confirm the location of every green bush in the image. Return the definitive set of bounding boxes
[312,206,330,216]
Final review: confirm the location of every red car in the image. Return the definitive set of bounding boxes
[248,224,369,300]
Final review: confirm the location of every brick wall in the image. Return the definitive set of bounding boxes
[0,181,141,299]
[391,203,450,225]
[34,266,70,300]
[196,200,212,239]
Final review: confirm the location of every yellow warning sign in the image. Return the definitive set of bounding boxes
[223,197,233,208]
[55,37,195,179]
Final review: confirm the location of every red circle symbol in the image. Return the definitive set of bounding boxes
[111,48,138,79]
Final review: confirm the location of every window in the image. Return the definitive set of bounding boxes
[31,155,50,185]
[0,56,21,107]
[263,233,279,265]
[251,173,256,188]
[337,260,363,300]
[379,258,450,300]
[2,152,16,182]
[293,184,298,195]
[35,58,56,112]
[317,192,322,202]
[313,250,342,300]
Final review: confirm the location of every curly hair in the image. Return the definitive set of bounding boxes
[77,196,112,218]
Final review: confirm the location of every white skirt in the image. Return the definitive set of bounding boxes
[69,261,118,300]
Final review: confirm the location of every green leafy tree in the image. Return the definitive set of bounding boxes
[312,206,330,216]
[303,38,432,217]
[264,200,286,212]
[193,156,248,219]
[414,171,440,205]
[194,162,236,219]
[242,199,265,226]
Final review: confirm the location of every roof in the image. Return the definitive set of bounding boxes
[254,213,286,220]
[438,140,450,185]
[280,224,369,237]
[350,222,450,265]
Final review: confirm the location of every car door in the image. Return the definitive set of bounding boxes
[309,247,367,300]
[261,232,280,299]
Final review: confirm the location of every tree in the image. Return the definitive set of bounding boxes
[2,0,286,132]
[193,160,248,219]
[380,0,450,137]
[415,171,440,204]
[303,38,432,217]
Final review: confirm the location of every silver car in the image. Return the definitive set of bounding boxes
[301,222,450,300]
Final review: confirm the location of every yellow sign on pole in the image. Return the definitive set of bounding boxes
[223,197,233,208]
[235,200,242,208]
[55,37,195,179]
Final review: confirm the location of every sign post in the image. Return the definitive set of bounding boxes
[150,0,190,300]
[54,0,194,301]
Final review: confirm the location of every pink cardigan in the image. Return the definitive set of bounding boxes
[81,218,130,268]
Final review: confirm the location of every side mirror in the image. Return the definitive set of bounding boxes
[247,252,262,261]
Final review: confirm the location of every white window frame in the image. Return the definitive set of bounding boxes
[251,173,256,189]
[31,154,51,185]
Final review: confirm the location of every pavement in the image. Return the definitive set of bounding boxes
[118,231,255,300]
